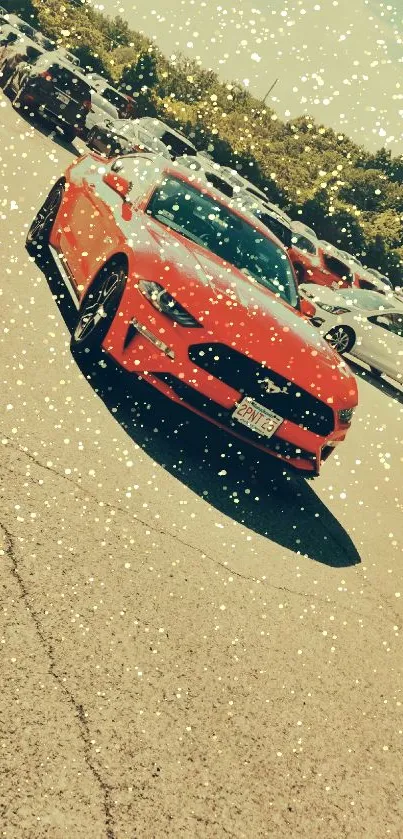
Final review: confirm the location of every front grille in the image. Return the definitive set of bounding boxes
[188,343,334,436]
[154,373,316,462]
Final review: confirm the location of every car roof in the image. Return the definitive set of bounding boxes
[33,52,91,80]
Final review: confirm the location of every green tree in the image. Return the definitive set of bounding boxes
[338,169,387,212]
[119,49,159,115]
[120,49,158,95]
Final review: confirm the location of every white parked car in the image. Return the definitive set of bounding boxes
[292,220,317,239]
[299,283,403,384]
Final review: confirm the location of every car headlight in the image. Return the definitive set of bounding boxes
[338,407,354,424]
[138,280,202,327]
[318,303,350,314]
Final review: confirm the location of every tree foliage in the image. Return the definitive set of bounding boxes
[22,0,402,283]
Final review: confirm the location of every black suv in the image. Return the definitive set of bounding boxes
[11,53,92,141]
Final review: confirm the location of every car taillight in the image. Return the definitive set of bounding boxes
[83,100,91,112]
[40,71,52,81]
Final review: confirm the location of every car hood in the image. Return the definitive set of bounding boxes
[136,221,358,407]
[299,283,354,308]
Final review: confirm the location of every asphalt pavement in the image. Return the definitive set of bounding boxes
[0,98,402,839]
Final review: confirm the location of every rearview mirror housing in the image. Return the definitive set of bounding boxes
[299,297,316,318]
[102,170,131,200]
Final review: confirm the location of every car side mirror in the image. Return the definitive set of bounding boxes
[102,171,131,200]
[300,298,316,318]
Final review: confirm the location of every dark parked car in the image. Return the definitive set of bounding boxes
[0,27,46,86]
[87,118,172,158]
[88,78,135,118]
[83,91,119,140]
[9,53,92,141]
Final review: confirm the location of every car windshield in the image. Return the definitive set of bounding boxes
[138,130,171,156]
[159,132,196,158]
[146,176,298,307]
[255,211,292,248]
[338,289,395,310]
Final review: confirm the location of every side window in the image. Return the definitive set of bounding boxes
[323,255,353,281]
[369,314,403,337]
[292,234,316,254]
[3,31,18,44]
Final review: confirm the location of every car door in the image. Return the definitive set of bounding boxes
[362,313,403,380]
[59,167,115,292]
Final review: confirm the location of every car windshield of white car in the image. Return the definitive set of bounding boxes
[146,176,298,307]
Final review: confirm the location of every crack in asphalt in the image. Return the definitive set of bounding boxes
[0,520,116,839]
[0,439,335,602]
[2,435,401,622]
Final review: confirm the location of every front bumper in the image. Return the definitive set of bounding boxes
[102,285,353,474]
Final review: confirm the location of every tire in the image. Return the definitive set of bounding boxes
[62,125,76,143]
[26,179,65,256]
[3,73,16,98]
[324,325,355,355]
[0,60,12,88]
[70,260,127,358]
[86,128,97,150]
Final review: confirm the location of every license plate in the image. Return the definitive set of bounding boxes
[57,92,69,104]
[232,397,283,439]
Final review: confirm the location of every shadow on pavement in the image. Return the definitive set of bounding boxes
[347,358,403,404]
[38,253,362,569]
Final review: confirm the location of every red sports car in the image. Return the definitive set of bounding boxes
[27,154,358,475]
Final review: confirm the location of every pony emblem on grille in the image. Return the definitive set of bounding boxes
[258,377,289,396]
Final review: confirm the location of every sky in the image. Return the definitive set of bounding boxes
[92,0,403,154]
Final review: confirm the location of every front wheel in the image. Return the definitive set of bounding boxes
[70,260,127,358]
[324,325,355,355]
[26,180,64,256]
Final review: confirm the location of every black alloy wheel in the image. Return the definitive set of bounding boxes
[26,180,64,255]
[70,261,127,357]
[324,325,355,355]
